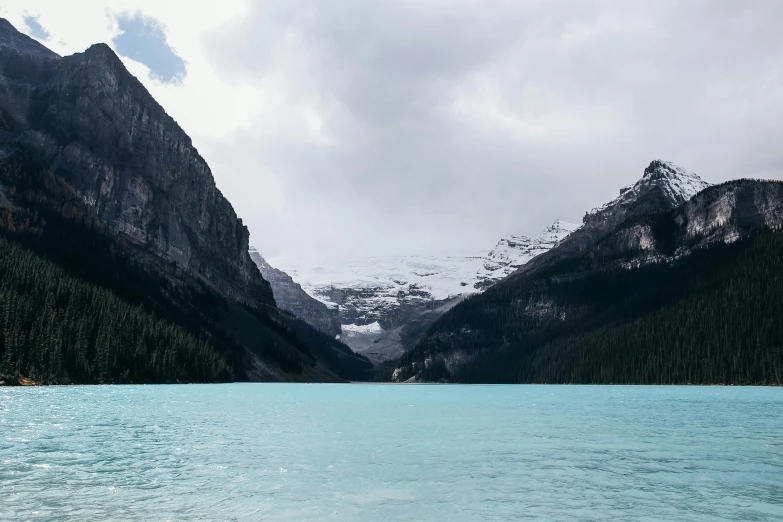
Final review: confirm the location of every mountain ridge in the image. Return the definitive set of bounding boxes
[512,160,711,279]
[266,159,708,361]
[0,18,58,60]
[392,165,783,384]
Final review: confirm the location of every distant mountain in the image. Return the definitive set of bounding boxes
[271,221,577,363]
[0,19,371,384]
[474,220,578,290]
[394,163,783,385]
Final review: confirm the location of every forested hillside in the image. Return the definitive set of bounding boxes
[397,230,783,384]
[0,237,232,384]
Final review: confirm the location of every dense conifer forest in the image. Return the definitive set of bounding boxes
[0,237,232,384]
[400,231,783,385]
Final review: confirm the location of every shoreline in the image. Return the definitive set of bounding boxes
[2,378,781,387]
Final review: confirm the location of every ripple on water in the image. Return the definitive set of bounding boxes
[1,384,782,521]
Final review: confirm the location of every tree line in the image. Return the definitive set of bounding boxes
[401,230,783,385]
[0,237,232,384]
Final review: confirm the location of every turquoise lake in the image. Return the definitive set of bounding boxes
[1,384,782,521]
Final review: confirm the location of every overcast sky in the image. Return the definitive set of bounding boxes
[4,1,783,261]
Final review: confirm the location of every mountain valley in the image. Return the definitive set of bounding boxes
[256,220,578,363]
[1,17,781,387]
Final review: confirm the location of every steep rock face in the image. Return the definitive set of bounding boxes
[587,179,783,269]
[0,28,274,309]
[249,247,342,337]
[678,179,783,240]
[0,19,375,383]
[0,20,59,130]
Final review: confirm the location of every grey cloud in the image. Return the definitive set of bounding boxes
[113,13,186,84]
[203,0,783,259]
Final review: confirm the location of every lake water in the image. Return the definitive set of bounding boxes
[1,385,782,521]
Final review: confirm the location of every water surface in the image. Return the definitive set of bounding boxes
[1,385,782,521]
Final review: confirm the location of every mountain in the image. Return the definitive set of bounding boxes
[0,19,372,384]
[270,254,481,363]
[394,164,783,385]
[271,220,577,363]
[474,220,579,289]
[249,247,342,337]
[517,160,710,275]
[2,33,270,308]
[0,18,58,60]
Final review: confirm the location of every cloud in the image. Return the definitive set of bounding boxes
[201,0,783,260]
[112,12,186,84]
[23,15,49,40]
[4,1,783,262]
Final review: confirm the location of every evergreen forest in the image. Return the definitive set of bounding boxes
[400,230,783,385]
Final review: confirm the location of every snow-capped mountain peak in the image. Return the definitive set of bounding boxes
[588,160,710,220]
[272,219,579,314]
[474,220,579,289]
[642,160,710,202]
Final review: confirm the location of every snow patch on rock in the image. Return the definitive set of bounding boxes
[270,219,578,326]
[589,160,709,217]
[342,322,384,334]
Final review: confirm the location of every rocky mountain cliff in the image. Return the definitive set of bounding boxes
[0,19,372,383]
[393,164,783,384]
[249,247,342,337]
[587,178,783,268]
[516,160,710,277]
[3,39,272,308]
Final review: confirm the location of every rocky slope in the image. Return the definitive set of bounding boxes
[0,19,371,382]
[391,163,783,383]
[249,247,342,337]
[271,221,577,362]
[515,160,710,277]
[589,178,783,268]
[474,220,579,289]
